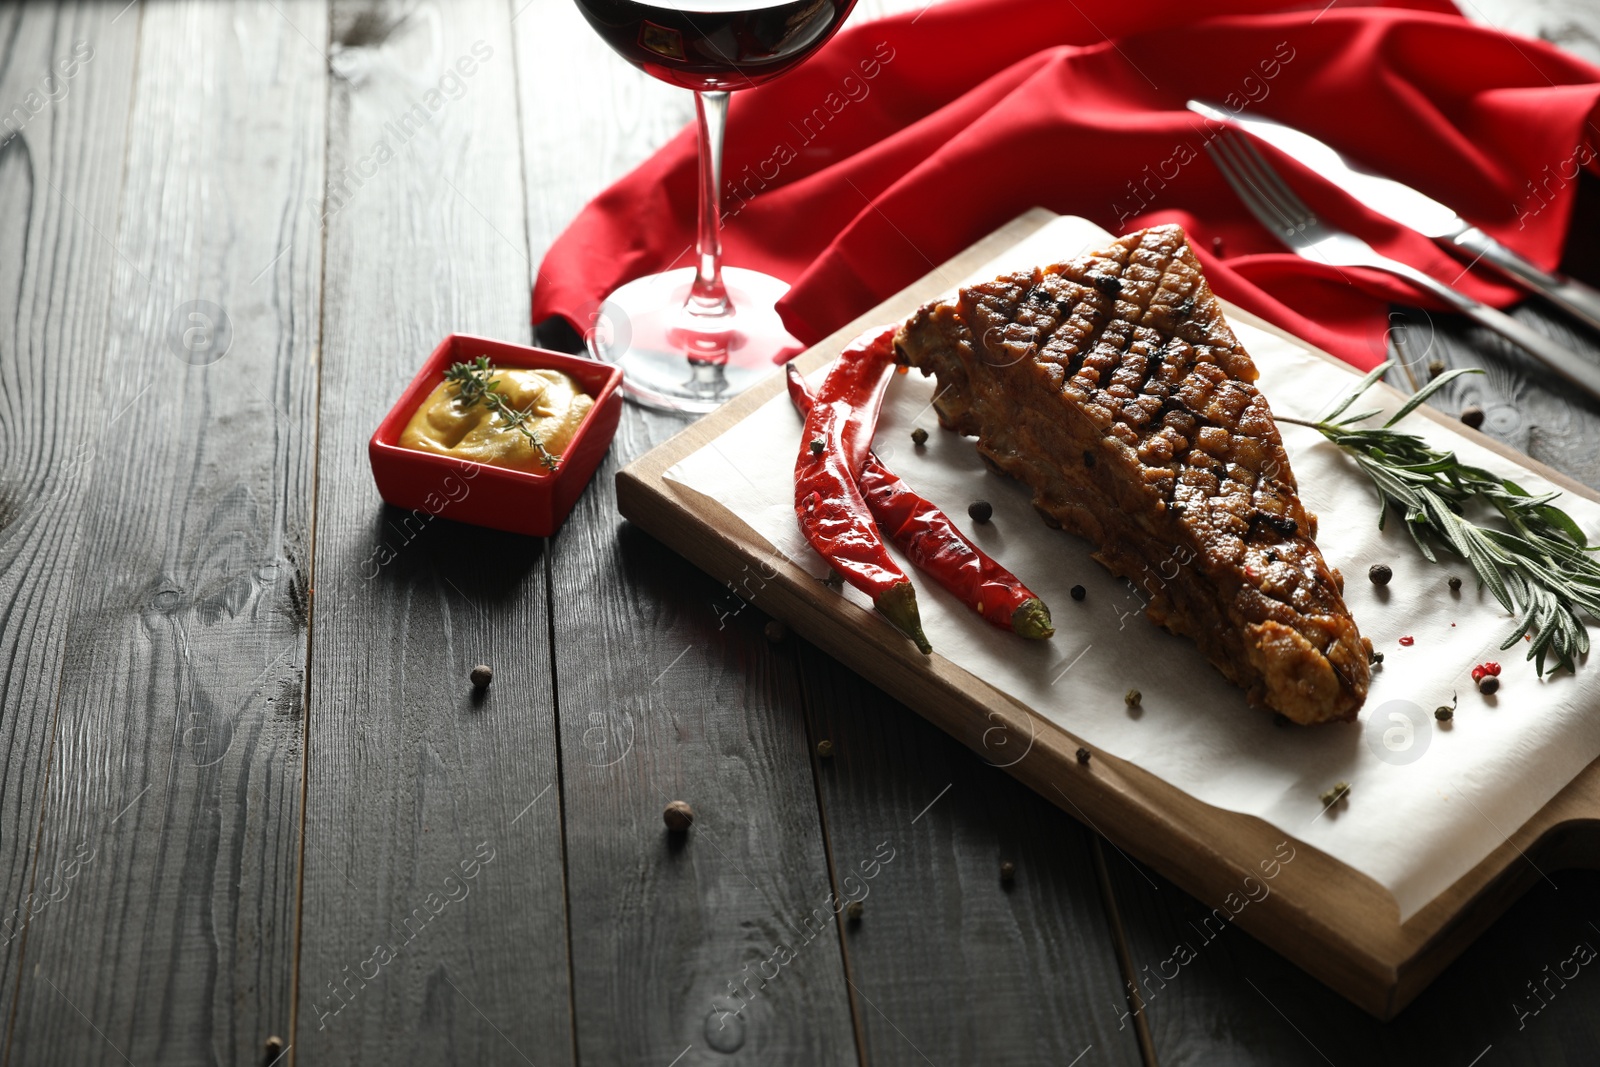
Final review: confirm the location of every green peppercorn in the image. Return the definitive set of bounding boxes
[911,427,929,446]
[816,739,834,759]
[1434,706,1453,722]
[1124,688,1142,707]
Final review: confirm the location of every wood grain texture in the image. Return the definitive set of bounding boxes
[295,1,572,1063]
[794,640,1147,1067]
[515,3,858,1063]
[1107,857,1600,1067]
[2,2,323,1064]
[0,0,139,1044]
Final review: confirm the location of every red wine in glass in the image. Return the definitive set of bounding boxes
[573,0,859,412]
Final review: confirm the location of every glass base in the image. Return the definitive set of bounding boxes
[586,266,805,414]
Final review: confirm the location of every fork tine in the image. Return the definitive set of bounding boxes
[1205,134,1299,237]
[1223,129,1315,227]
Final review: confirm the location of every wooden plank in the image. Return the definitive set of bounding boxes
[794,641,1147,1067]
[514,2,859,1063]
[613,209,1600,1020]
[0,1,140,1040]
[2,2,322,1063]
[294,1,573,1062]
[1106,857,1600,1065]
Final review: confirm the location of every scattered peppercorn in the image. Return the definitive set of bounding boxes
[470,664,493,690]
[1448,575,1462,592]
[809,438,825,455]
[1318,781,1351,808]
[1428,358,1446,379]
[764,620,787,643]
[1000,861,1016,884]
[1460,405,1485,430]
[1370,650,1385,665]
[968,500,993,524]
[1478,675,1500,695]
[911,427,929,446]
[265,1036,285,1060]
[1470,661,1502,685]
[1368,563,1392,586]
[1435,705,1453,722]
[1211,235,1225,256]
[846,900,864,922]
[823,572,843,589]
[1070,585,1086,601]
[1076,746,1091,765]
[1125,688,1142,707]
[663,800,694,832]
[816,739,834,759]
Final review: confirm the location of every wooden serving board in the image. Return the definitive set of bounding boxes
[615,208,1600,1019]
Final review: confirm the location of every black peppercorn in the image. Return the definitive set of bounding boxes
[1211,235,1225,256]
[809,439,824,455]
[911,427,929,446]
[968,500,993,524]
[1070,585,1086,601]
[1076,746,1091,765]
[1478,675,1500,695]
[1460,405,1485,430]
[1368,563,1392,586]
[846,900,863,922]
[470,664,493,690]
[764,620,787,643]
[816,739,834,759]
[1000,861,1016,884]
[663,800,694,832]
[1448,575,1462,592]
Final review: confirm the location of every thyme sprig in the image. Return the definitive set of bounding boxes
[1279,361,1600,676]
[444,356,559,471]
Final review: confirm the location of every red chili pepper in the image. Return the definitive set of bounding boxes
[793,327,931,653]
[787,363,1052,639]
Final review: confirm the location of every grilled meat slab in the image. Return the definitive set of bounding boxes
[895,224,1370,724]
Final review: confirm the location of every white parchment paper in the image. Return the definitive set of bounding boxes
[665,215,1600,922]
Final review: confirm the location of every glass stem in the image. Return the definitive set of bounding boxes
[687,90,731,321]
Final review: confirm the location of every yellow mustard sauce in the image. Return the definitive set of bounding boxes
[399,365,594,473]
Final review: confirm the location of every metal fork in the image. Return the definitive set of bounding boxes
[1205,129,1600,402]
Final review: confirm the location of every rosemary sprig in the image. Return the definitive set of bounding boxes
[443,356,559,471]
[1279,361,1600,676]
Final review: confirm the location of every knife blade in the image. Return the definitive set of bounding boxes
[1187,99,1600,333]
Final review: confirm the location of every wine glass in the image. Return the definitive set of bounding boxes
[573,0,859,412]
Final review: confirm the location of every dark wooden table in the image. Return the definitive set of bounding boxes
[3,1,1600,1064]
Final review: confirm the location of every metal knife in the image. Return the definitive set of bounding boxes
[1187,99,1600,333]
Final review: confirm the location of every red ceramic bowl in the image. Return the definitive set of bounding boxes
[369,333,623,537]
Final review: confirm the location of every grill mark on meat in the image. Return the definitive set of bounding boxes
[895,224,1370,724]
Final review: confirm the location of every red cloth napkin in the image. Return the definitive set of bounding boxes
[534,0,1600,371]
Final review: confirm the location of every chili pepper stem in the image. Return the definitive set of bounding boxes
[1010,598,1055,640]
[876,581,932,655]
